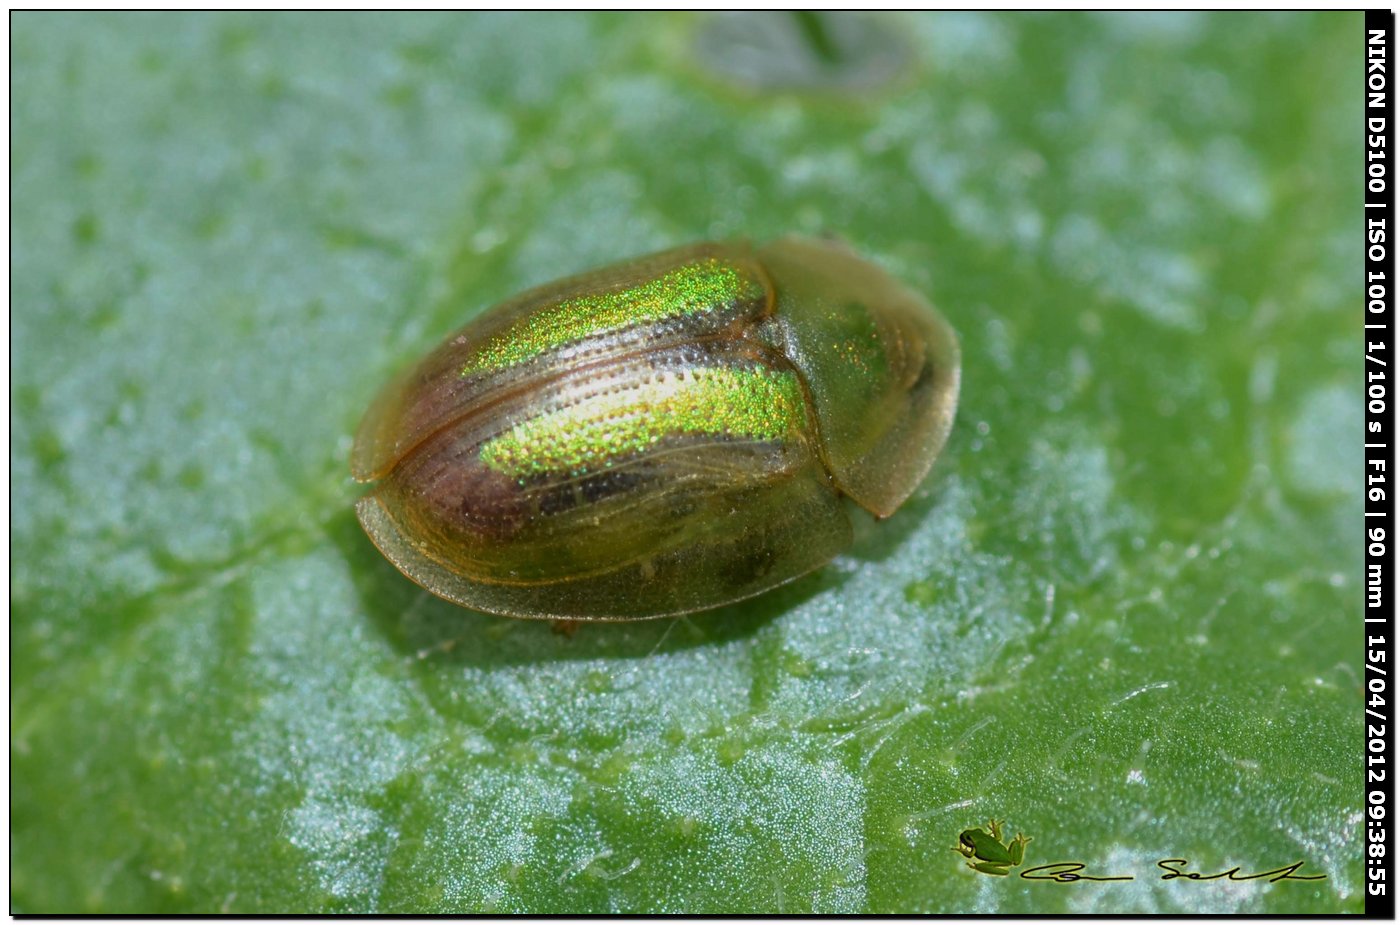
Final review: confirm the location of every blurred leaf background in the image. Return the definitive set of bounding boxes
[11,12,1363,913]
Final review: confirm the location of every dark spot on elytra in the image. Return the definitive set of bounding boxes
[667,496,700,520]
[440,460,529,537]
[521,468,654,521]
[580,469,646,505]
[725,538,780,590]
[537,483,579,517]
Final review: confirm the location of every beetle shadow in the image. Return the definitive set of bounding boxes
[329,507,846,668]
[842,463,957,565]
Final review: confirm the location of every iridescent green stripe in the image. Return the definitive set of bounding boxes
[479,366,806,478]
[461,258,767,376]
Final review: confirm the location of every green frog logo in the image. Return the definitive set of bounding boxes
[954,819,1032,876]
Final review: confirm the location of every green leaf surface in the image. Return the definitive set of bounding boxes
[12,12,1363,913]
